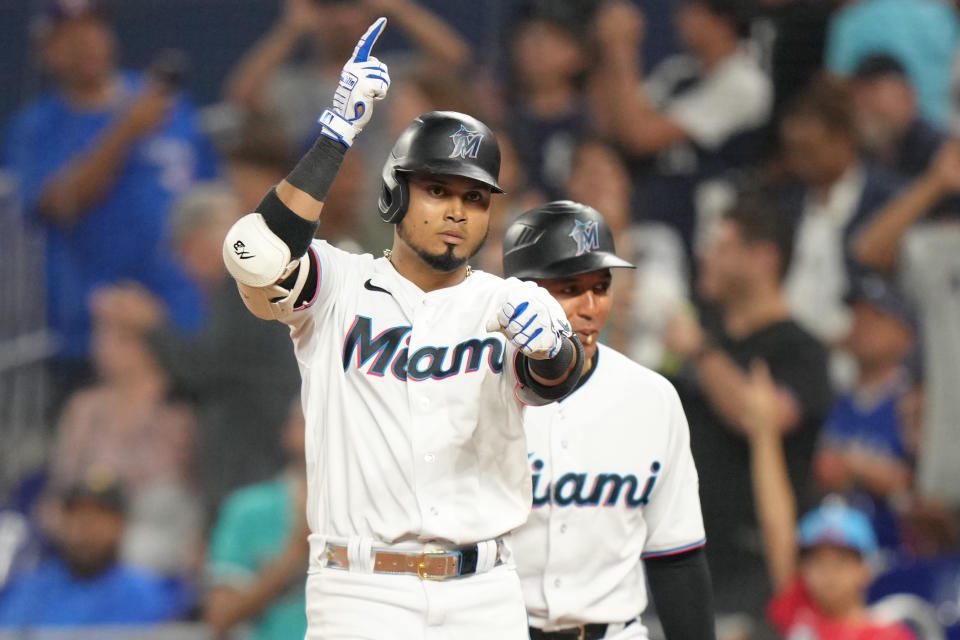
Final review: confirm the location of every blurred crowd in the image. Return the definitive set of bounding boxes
[2,0,960,637]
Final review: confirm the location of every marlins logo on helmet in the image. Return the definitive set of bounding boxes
[569,219,600,256]
[449,125,484,159]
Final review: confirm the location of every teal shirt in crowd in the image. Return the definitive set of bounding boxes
[826,0,959,128]
[206,476,306,640]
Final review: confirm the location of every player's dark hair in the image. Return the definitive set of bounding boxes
[723,195,796,281]
[782,74,856,139]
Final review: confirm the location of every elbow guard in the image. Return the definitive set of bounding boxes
[223,212,298,288]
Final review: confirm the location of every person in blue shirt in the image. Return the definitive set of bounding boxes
[1,0,218,413]
[0,469,186,626]
[813,275,916,552]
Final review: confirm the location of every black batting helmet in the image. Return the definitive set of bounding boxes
[503,201,634,279]
[377,111,504,224]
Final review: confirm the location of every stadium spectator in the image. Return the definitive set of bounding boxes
[854,139,960,274]
[203,399,308,640]
[472,129,538,277]
[91,183,301,513]
[590,0,772,249]
[849,54,948,181]
[757,0,838,146]
[0,470,185,626]
[665,200,832,636]
[504,2,593,201]
[825,0,959,129]
[49,297,202,577]
[743,361,916,640]
[813,276,916,553]
[778,77,902,348]
[565,137,690,371]
[0,0,218,416]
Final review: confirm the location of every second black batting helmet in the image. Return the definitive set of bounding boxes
[377,111,504,224]
[503,201,634,279]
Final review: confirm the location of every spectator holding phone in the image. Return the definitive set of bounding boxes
[1,0,219,417]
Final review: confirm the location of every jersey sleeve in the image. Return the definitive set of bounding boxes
[641,379,707,558]
[273,239,363,327]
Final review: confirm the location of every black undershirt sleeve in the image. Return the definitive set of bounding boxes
[645,547,716,640]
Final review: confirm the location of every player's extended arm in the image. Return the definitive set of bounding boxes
[222,18,390,320]
[645,547,716,640]
[486,279,585,398]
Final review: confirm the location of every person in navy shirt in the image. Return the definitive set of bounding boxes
[1,0,217,411]
[0,470,186,626]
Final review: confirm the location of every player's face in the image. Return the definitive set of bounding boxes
[799,545,872,617]
[397,174,492,272]
[536,269,613,361]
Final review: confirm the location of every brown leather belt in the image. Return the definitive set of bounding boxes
[324,541,501,580]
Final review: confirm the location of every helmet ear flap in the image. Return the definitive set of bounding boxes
[378,168,409,223]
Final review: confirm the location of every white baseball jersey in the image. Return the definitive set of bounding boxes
[510,344,705,631]
[276,240,542,546]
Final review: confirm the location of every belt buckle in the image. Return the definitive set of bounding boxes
[417,549,453,581]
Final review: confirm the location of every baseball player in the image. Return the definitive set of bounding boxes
[221,18,585,639]
[503,201,715,640]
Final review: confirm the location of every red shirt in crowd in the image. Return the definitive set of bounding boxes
[768,578,915,639]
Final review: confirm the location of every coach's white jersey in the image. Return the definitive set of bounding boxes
[279,240,537,546]
[510,344,705,631]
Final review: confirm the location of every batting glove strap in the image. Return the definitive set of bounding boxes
[318,109,360,148]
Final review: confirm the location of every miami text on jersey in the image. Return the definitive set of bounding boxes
[342,315,505,381]
[529,455,662,509]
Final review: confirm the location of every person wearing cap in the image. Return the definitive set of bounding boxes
[503,201,715,640]
[1,0,219,417]
[0,469,184,625]
[811,276,918,552]
[849,54,947,181]
[741,359,916,639]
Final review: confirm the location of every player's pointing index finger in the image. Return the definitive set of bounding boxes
[351,17,387,63]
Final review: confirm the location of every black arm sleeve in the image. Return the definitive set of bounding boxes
[514,334,585,401]
[645,547,716,640]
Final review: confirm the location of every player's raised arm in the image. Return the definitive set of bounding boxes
[221,18,389,320]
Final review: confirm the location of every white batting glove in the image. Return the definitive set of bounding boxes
[318,17,390,147]
[485,279,573,360]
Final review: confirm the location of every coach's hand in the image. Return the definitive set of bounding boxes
[486,279,573,360]
[317,17,391,147]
